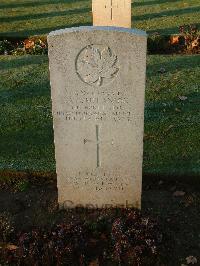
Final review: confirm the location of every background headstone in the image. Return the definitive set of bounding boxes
[92,0,132,28]
[48,26,147,209]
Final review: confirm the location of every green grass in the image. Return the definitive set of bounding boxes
[145,55,200,177]
[0,54,199,177]
[0,0,199,38]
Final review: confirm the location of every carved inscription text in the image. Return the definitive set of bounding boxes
[56,90,135,122]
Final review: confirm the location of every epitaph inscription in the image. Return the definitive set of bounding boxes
[76,44,119,87]
[63,170,129,191]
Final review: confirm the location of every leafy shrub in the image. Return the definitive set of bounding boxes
[0,37,48,55]
[0,40,14,55]
[23,37,48,55]
[148,24,199,54]
[148,34,171,54]
[0,209,165,265]
[179,24,200,53]
[169,24,200,54]
[1,27,199,56]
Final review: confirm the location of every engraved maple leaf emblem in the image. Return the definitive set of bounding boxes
[77,45,119,86]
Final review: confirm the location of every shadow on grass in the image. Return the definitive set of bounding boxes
[143,87,200,178]
[0,121,54,159]
[1,8,90,23]
[0,56,48,71]
[0,0,89,9]
[0,57,53,161]
[145,90,200,120]
[147,23,200,34]
[0,22,91,38]
[147,54,200,76]
[133,6,200,21]
[0,55,50,105]
[133,0,183,7]
[0,75,51,106]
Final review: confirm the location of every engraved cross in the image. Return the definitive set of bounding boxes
[84,125,114,168]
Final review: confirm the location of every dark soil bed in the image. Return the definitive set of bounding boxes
[0,177,199,265]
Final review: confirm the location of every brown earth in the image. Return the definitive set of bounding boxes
[0,176,199,265]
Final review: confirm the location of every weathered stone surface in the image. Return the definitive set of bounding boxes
[92,0,131,28]
[48,26,147,209]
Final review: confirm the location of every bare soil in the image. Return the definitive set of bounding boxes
[0,176,199,265]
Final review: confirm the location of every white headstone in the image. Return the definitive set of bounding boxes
[48,26,147,209]
[92,0,132,28]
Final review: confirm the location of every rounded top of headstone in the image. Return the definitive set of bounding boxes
[48,26,147,38]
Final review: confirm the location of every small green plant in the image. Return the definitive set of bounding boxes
[0,212,14,241]
[14,179,30,192]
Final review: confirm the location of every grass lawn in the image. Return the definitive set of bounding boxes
[0,0,200,38]
[0,54,199,178]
